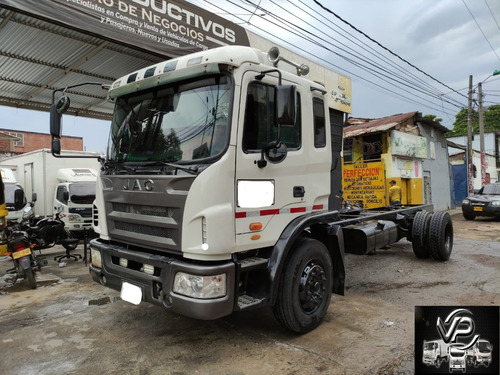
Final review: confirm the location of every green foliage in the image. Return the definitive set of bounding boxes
[446,105,500,137]
[423,114,443,124]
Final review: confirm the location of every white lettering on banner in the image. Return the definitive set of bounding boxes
[130,0,237,43]
[66,0,244,52]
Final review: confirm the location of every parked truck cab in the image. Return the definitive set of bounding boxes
[0,168,33,224]
[50,45,453,333]
[466,339,493,368]
[423,339,448,368]
[54,168,97,234]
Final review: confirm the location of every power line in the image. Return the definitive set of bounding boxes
[312,0,469,100]
[193,0,465,117]
[485,0,500,33]
[462,0,500,63]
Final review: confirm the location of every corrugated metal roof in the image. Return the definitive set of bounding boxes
[0,7,166,120]
[344,111,449,138]
[344,112,418,138]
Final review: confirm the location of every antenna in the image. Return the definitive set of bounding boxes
[267,47,309,76]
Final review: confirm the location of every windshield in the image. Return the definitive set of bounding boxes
[69,182,96,204]
[478,342,491,353]
[424,343,436,350]
[108,74,231,164]
[482,184,500,195]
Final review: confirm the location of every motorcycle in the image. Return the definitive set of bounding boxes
[5,228,47,289]
[11,203,80,253]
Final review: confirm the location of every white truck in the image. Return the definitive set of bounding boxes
[50,45,454,333]
[448,346,467,373]
[0,167,34,223]
[466,339,493,368]
[0,149,100,236]
[423,339,449,368]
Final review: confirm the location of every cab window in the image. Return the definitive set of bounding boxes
[243,81,301,152]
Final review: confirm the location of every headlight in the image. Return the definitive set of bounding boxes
[173,272,226,299]
[491,201,500,206]
[68,214,82,222]
[91,249,102,268]
[462,199,470,204]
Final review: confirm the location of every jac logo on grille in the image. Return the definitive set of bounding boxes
[123,179,154,191]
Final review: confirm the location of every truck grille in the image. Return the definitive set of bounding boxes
[114,221,174,238]
[103,175,195,253]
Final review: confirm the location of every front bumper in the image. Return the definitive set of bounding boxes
[89,239,236,320]
[422,356,434,366]
[462,204,500,217]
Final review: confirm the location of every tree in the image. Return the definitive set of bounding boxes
[423,114,443,124]
[445,105,500,136]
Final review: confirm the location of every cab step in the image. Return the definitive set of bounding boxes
[238,294,265,309]
[239,256,268,270]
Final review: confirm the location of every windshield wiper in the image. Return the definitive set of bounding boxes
[141,161,199,175]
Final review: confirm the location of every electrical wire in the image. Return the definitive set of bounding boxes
[191,0,479,118]
[462,0,500,63]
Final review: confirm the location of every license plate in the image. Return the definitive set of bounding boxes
[12,248,31,259]
[473,206,483,212]
[120,282,142,305]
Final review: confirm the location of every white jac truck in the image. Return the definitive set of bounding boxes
[0,149,100,237]
[50,45,453,333]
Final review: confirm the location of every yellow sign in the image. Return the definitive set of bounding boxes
[342,161,386,209]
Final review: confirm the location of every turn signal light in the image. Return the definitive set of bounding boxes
[249,222,263,231]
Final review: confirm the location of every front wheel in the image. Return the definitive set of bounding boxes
[25,267,37,289]
[273,238,333,334]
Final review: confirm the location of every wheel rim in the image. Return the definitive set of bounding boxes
[299,260,327,313]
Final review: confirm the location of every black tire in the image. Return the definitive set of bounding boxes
[25,267,37,289]
[429,211,453,261]
[463,212,475,220]
[273,237,333,334]
[412,210,432,258]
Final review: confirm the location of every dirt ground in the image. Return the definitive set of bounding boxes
[0,210,499,375]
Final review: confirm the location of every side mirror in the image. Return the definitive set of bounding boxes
[50,96,70,138]
[276,85,296,127]
[52,138,61,155]
[31,192,37,203]
[63,191,70,203]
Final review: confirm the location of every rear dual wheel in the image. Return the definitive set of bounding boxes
[412,211,453,261]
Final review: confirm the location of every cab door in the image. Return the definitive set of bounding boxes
[234,70,330,250]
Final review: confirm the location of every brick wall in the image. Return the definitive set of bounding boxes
[0,129,83,153]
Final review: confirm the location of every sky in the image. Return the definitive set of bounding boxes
[0,0,499,153]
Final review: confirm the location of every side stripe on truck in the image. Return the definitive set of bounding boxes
[235,204,324,219]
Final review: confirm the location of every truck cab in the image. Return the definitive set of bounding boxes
[467,339,493,368]
[0,168,34,224]
[448,346,466,373]
[423,339,448,368]
[53,168,97,235]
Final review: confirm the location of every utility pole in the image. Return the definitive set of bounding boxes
[467,75,474,195]
[478,82,485,186]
